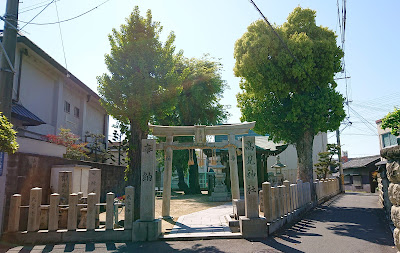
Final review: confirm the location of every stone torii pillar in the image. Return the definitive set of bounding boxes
[228,134,240,200]
[162,135,173,218]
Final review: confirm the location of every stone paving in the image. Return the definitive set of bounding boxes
[163,202,242,239]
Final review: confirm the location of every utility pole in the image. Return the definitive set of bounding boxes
[336,129,344,192]
[0,0,19,119]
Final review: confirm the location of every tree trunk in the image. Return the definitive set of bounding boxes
[188,153,201,194]
[296,131,315,200]
[127,120,147,221]
[177,164,190,193]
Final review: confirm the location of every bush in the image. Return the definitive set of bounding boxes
[0,112,18,153]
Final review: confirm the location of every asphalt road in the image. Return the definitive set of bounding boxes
[0,192,395,253]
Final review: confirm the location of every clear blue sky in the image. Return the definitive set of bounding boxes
[1,0,399,158]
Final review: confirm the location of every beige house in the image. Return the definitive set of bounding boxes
[376,119,399,150]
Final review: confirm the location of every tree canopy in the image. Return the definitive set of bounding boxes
[234,7,345,187]
[382,108,400,136]
[156,55,229,194]
[97,6,183,219]
[314,144,340,179]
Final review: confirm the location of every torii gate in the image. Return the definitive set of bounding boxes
[149,122,256,218]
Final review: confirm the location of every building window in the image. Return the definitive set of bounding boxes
[74,107,80,118]
[64,101,70,113]
[382,132,397,148]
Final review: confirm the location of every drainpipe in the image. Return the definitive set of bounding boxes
[15,48,28,102]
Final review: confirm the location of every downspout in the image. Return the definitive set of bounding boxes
[15,49,27,102]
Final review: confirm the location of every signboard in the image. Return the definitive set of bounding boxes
[0,152,4,176]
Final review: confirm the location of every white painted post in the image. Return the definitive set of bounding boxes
[124,186,134,229]
[228,134,240,200]
[8,194,21,232]
[27,187,42,232]
[162,136,173,218]
[242,136,259,218]
[48,193,60,231]
[67,193,78,230]
[87,193,96,230]
[262,182,272,222]
[140,139,156,221]
[58,171,72,205]
[106,192,114,230]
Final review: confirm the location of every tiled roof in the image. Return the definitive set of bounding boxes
[342,155,381,169]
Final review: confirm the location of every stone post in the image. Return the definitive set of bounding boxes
[140,139,156,221]
[125,186,134,229]
[8,194,21,232]
[242,136,259,218]
[58,171,72,205]
[27,187,42,232]
[67,193,78,230]
[294,184,298,210]
[279,186,285,217]
[48,193,60,231]
[290,184,296,212]
[87,193,96,230]
[239,136,266,238]
[283,180,290,213]
[275,186,280,218]
[262,182,272,222]
[88,168,101,204]
[106,192,115,230]
[228,134,240,200]
[297,180,303,208]
[270,187,276,220]
[162,135,173,218]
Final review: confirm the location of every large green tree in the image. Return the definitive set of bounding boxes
[234,7,345,193]
[382,108,400,136]
[97,6,182,219]
[156,56,229,194]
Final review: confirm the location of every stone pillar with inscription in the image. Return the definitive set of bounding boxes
[58,171,72,205]
[133,139,161,242]
[27,187,42,232]
[239,136,267,238]
[162,135,173,218]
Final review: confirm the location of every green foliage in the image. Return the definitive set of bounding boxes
[97,6,183,131]
[0,112,18,153]
[314,144,340,179]
[234,7,345,144]
[234,7,345,185]
[155,55,229,194]
[381,107,400,136]
[85,131,108,163]
[47,128,88,160]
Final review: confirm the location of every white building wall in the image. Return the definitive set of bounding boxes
[266,132,327,183]
[15,53,57,136]
[84,102,106,136]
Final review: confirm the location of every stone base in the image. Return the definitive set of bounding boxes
[239,217,267,238]
[233,199,245,219]
[210,192,230,202]
[132,219,161,241]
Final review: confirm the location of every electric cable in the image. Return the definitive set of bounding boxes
[18,0,112,26]
[20,0,55,30]
[54,0,69,76]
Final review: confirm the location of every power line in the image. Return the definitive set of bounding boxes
[18,0,112,26]
[348,106,378,135]
[20,0,55,30]
[54,0,68,76]
[19,0,62,14]
[19,0,55,11]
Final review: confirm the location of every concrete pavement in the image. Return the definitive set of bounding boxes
[0,192,395,252]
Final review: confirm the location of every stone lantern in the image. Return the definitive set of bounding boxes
[208,156,230,201]
[271,156,286,185]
